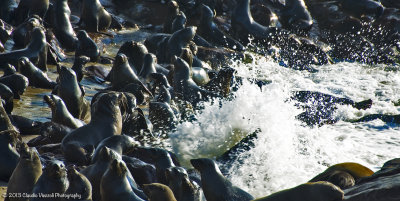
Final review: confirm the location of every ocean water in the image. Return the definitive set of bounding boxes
[169,56,400,198]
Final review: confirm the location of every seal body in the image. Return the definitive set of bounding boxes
[100,159,145,201]
[75,30,100,62]
[61,92,124,164]
[55,66,90,121]
[18,57,56,89]
[44,94,85,129]
[6,143,42,201]
[31,160,69,201]
[0,74,29,99]
[91,135,139,163]
[65,166,92,201]
[166,167,201,201]
[190,158,254,201]
[143,183,177,201]
[0,27,47,71]
[80,0,112,32]
[253,181,344,201]
[53,0,77,51]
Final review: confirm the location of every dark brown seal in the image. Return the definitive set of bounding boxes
[61,92,126,164]
[100,159,146,201]
[143,183,177,201]
[52,0,77,51]
[6,143,42,201]
[79,0,112,32]
[18,57,56,89]
[31,160,69,201]
[0,27,48,72]
[54,66,90,121]
[190,158,254,201]
[44,94,85,129]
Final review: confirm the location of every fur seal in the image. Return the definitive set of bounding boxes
[0,123,19,182]
[0,27,47,71]
[100,159,146,201]
[5,143,42,201]
[231,0,278,44]
[8,115,42,136]
[122,156,157,187]
[309,162,374,186]
[165,167,202,201]
[0,63,17,77]
[31,160,69,201]
[18,57,56,89]
[163,1,180,34]
[92,135,139,163]
[81,146,121,201]
[44,94,85,129]
[116,41,149,74]
[61,92,125,164]
[139,53,158,82]
[72,56,91,83]
[143,183,177,201]
[198,4,244,51]
[128,147,178,185]
[54,66,90,121]
[109,53,152,96]
[0,83,13,114]
[53,0,77,51]
[0,74,29,99]
[253,181,343,201]
[173,57,219,106]
[80,0,112,32]
[75,30,100,62]
[190,158,254,201]
[65,165,92,201]
[278,0,313,33]
[163,27,197,63]
[11,16,42,48]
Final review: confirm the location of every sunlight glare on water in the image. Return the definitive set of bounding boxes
[170,56,400,197]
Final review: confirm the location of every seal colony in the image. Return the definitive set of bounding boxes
[0,0,400,200]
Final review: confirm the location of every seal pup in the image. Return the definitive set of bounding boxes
[31,160,69,201]
[165,167,202,201]
[198,4,244,51]
[143,183,177,201]
[0,83,13,114]
[253,181,343,201]
[100,159,146,201]
[53,0,77,51]
[190,158,254,201]
[6,143,42,201]
[44,94,85,129]
[0,74,29,99]
[91,135,140,163]
[18,57,56,89]
[79,0,112,32]
[0,27,48,71]
[65,165,92,201]
[61,92,125,164]
[75,30,100,62]
[54,66,90,121]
